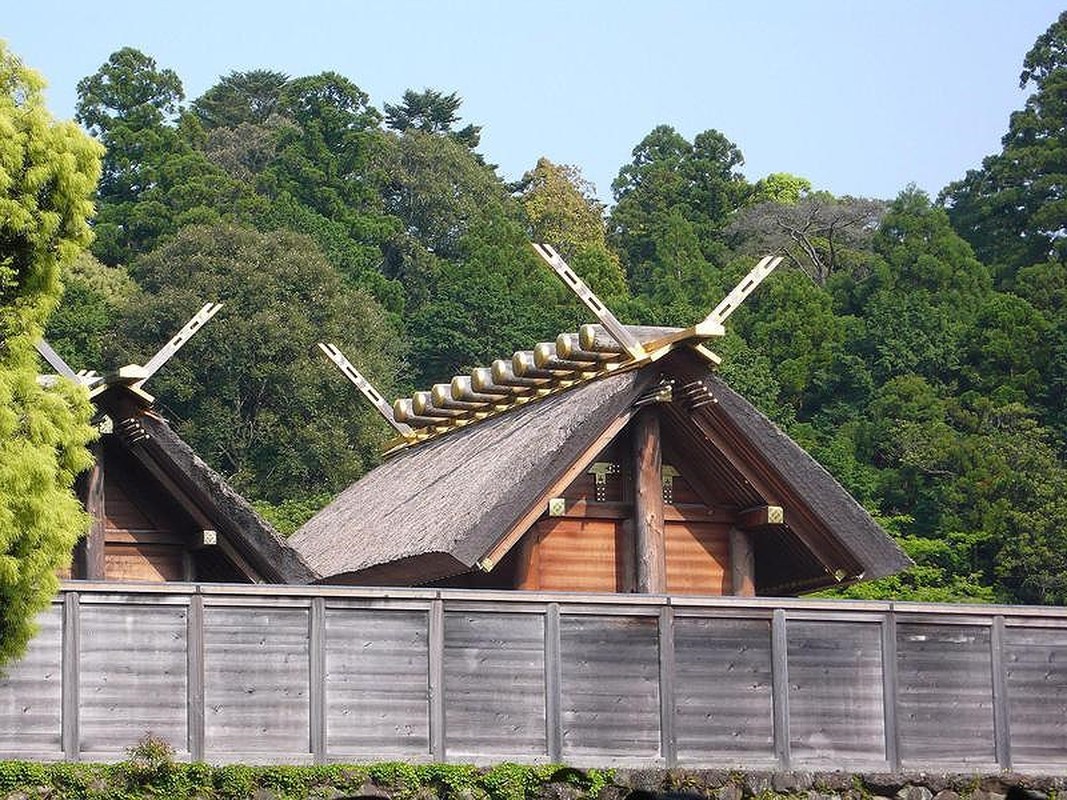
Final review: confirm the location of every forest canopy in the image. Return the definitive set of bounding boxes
[4,11,1066,613]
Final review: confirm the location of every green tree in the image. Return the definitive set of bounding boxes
[76,49,260,264]
[0,42,101,665]
[45,252,140,369]
[610,125,748,269]
[384,88,481,149]
[191,69,289,129]
[942,11,1067,277]
[856,189,991,386]
[518,157,628,303]
[119,224,404,503]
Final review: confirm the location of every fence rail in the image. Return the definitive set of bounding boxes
[1,582,1066,772]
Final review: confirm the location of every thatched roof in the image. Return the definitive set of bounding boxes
[291,368,655,583]
[292,346,910,588]
[96,387,316,584]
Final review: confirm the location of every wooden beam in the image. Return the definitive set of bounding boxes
[81,443,106,580]
[729,527,756,597]
[633,410,666,593]
[737,504,785,529]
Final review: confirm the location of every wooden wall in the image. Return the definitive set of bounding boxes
[515,432,734,595]
[3,584,1065,772]
[69,439,248,584]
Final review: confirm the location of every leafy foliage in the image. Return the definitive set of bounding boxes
[0,42,100,665]
[117,224,403,503]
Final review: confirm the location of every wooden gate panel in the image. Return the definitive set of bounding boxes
[325,608,429,756]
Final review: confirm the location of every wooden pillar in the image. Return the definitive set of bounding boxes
[729,527,755,596]
[633,410,666,593]
[80,441,106,580]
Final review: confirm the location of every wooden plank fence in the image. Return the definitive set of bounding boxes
[1,583,1065,772]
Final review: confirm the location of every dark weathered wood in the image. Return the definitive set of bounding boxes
[544,604,562,762]
[203,605,310,757]
[617,518,637,594]
[991,616,1012,771]
[673,615,774,762]
[79,602,188,757]
[61,592,79,761]
[729,527,755,597]
[771,608,790,769]
[897,622,996,767]
[560,614,660,759]
[1003,624,1067,769]
[324,608,429,756]
[787,619,885,765]
[429,599,446,762]
[444,611,546,757]
[658,606,677,767]
[309,597,326,763]
[737,505,785,529]
[187,594,205,761]
[633,411,666,593]
[13,585,1067,769]
[0,604,63,756]
[881,612,900,772]
[83,448,106,580]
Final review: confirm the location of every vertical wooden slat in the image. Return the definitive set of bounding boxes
[881,611,900,772]
[991,615,1012,771]
[428,598,446,761]
[187,594,204,761]
[729,527,755,596]
[771,608,790,769]
[658,605,677,767]
[61,592,80,760]
[544,603,562,762]
[309,597,326,763]
[633,410,666,593]
[83,449,106,580]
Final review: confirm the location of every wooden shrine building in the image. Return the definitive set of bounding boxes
[38,309,313,585]
[291,250,910,595]
[47,249,908,595]
[64,381,313,584]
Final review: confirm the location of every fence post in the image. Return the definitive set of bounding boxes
[187,593,205,761]
[771,608,790,770]
[991,615,1012,771]
[309,597,327,763]
[658,605,677,767]
[428,597,446,762]
[881,610,900,772]
[61,592,80,761]
[544,603,563,762]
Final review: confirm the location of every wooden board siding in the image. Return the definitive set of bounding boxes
[1004,625,1067,768]
[324,608,429,756]
[519,519,625,592]
[6,587,1067,771]
[78,603,188,756]
[665,522,731,595]
[0,604,62,755]
[786,620,885,765]
[102,452,188,582]
[897,622,996,767]
[203,606,310,759]
[559,614,661,759]
[444,611,546,757]
[673,616,774,762]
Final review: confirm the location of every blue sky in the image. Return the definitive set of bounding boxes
[5,1,1063,204]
